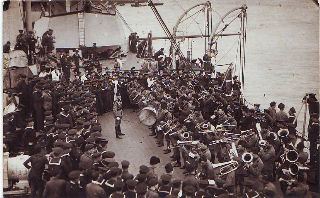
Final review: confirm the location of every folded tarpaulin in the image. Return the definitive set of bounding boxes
[8,50,28,68]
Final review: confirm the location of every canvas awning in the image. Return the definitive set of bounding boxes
[34,12,127,49]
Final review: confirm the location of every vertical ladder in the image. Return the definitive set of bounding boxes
[78,12,85,46]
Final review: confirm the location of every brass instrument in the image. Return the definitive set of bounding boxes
[211,160,239,177]
[219,161,239,176]
[163,124,179,136]
[177,140,199,145]
[242,152,253,163]
[167,102,174,111]
[184,114,194,123]
[286,150,298,163]
[209,138,232,145]
[182,132,190,139]
[230,142,239,157]
[201,123,209,130]
[279,178,297,186]
[268,131,278,141]
[289,163,309,175]
[256,123,266,146]
[278,128,289,138]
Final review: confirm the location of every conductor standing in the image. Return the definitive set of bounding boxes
[113,100,125,139]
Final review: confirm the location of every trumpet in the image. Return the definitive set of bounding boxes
[256,123,266,146]
[278,128,289,138]
[177,140,199,145]
[242,152,253,163]
[209,138,232,145]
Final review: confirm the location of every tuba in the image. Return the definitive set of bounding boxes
[278,128,289,138]
[289,163,309,175]
[286,150,298,163]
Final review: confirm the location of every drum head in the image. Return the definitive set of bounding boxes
[139,107,157,126]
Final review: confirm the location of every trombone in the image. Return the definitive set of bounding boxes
[211,160,239,177]
[256,122,266,146]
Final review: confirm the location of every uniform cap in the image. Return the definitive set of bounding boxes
[139,165,150,174]
[160,174,171,183]
[183,185,196,194]
[172,179,181,188]
[121,172,133,180]
[90,131,102,138]
[136,183,147,194]
[114,180,124,189]
[150,156,160,165]
[91,152,101,158]
[165,163,173,173]
[102,151,115,159]
[199,180,209,188]
[136,173,147,182]
[84,144,95,151]
[109,167,119,176]
[68,170,81,180]
[62,142,73,149]
[126,179,137,187]
[85,137,96,143]
[52,147,63,156]
[147,177,158,187]
[68,129,77,135]
[121,160,130,168]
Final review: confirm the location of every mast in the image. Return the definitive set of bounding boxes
[25,0,32,31]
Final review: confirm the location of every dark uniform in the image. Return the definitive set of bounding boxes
[3,41,10,53]
[23,150,48,198]
[42,177,67,198]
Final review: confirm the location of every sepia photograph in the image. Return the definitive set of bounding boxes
[1,0,319,197]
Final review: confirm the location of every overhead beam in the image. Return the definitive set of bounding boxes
[138,33,240,40]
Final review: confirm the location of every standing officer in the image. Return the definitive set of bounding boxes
[26,31,37,64]
[42,29,55,54]
[72,50,81,73]
[23,145,48,198]
[15,29,28,53]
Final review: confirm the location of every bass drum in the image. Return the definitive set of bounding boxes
[4,154,30,181]
[139,107,158,126]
